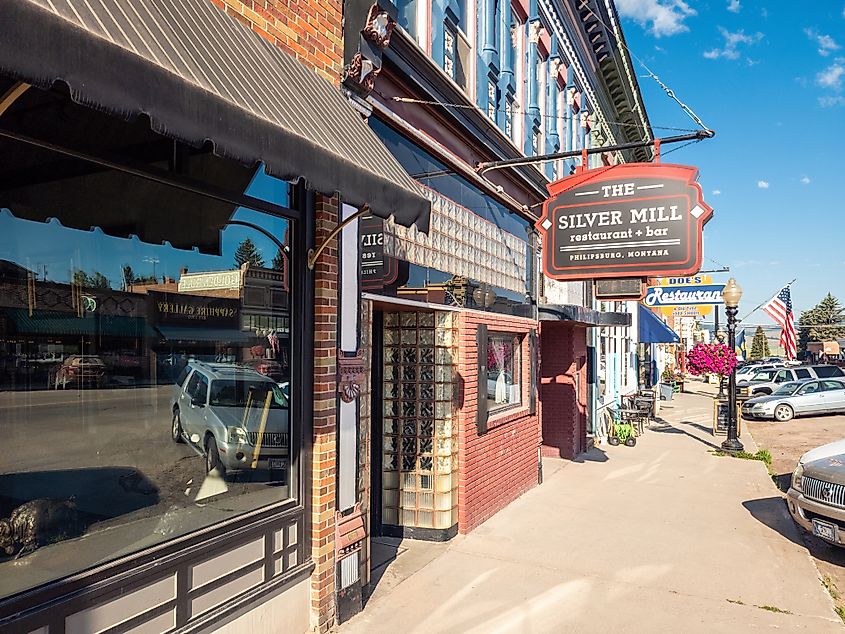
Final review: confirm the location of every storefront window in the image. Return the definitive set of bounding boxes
[0,149,296,598]
[486,333,521,411]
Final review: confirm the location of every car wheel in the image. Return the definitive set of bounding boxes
[171,409,184,443]
[205,435,224,476]
[774,404,794,422]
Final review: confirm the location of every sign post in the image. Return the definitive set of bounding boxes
[536,164,713,281]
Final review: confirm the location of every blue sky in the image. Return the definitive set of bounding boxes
[615,0,845,323]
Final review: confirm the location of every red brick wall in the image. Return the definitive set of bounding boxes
[210,0,343,84]
[310,195,339,632]
[456,311,541,534]
[539,322,587,459]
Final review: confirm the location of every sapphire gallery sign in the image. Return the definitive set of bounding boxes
[536,164,713,280]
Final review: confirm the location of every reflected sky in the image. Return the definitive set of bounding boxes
[0,167,290,286]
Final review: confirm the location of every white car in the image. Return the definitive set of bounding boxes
[788,438,845,546]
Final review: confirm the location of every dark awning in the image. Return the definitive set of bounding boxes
[7,309,156,338]
[539,304,631,327]
[155,326,257,344]
[0,0,430,231]
[638,305,680,344]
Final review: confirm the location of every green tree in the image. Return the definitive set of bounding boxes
[798,293,845,355]
[271,248,286,272]
[234,238,265,268]
[750,326,770,360]
[122,264,135,289]
[72,270,110,289]
[88,272,110,289]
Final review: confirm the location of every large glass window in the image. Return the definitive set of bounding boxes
[0,120,296,597]
[396,0,418,38]
[486,333,522,411]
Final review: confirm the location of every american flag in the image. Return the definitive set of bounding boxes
[763,286,797,360]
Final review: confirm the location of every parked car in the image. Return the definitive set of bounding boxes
[788,438,845,547]
[741,378,845,421]
[171,362,289,477]
[53,355,107,389]
[240,358,284,383]
[735,363,785,385]
[738,364,845,396]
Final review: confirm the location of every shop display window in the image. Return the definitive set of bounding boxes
[486,333,522,412]
[0,151,297,599]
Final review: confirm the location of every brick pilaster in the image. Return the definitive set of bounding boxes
[310,195,339,632]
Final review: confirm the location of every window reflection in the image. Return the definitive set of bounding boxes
[0,166,295,599]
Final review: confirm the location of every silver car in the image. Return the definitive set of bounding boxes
[741,378,845,422]
[171,362,290,477]
[788,439,845,547]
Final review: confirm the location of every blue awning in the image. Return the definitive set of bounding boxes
[638,305,680,344]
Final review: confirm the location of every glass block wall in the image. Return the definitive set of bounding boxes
[382,311,458,530]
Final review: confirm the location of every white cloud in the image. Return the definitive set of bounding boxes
[817,62,845,89]
[703,27,764,60]
[727,0,741,13]
[616,0,697,37]
[805,28,841,56]
[712,189,722,195]
[757,180,770,189]
[819,95,845,107]
[800,176,811,184]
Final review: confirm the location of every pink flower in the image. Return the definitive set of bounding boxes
[686,342,737,378]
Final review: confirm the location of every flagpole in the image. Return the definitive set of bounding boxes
[738,278,797,323]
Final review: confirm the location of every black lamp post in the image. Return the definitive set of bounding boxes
[721,278,744,453]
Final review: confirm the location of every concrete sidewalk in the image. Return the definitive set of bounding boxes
[341,388,842,633]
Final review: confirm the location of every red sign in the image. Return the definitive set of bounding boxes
[536,164,713,280]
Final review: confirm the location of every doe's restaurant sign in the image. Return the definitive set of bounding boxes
[536,164,713,280]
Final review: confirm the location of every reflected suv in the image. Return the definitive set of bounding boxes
[171,362,289,476]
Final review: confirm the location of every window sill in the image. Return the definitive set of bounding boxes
[485,403,532,431]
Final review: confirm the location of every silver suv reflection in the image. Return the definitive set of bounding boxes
[171,362,289,477]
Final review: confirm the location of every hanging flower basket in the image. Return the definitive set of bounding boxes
[686,342,737,385]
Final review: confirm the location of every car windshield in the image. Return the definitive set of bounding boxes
[751,369,777,381]
[773,382,802,396]
[209,379,288,409]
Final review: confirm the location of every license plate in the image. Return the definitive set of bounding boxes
[813,518,837,542]
[269,458,286,470]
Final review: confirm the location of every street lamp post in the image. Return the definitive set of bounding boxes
[715,326,726,399]
[721,278,744,453]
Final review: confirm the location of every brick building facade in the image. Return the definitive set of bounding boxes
[0,1,431,633]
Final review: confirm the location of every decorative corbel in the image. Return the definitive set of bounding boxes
[338,349,366,403]
[528,21,542,44]
[362,4,395,49]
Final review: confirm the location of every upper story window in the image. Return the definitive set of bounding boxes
[396,0,418,38]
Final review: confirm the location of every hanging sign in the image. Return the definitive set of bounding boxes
[646,275,724,318]
[536,164,713,280]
